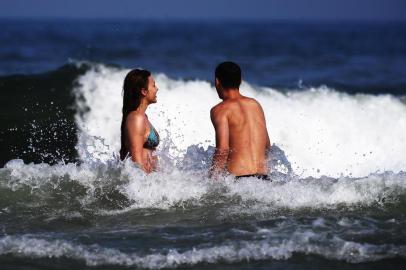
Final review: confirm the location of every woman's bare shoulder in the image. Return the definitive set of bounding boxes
[126,112,147,133]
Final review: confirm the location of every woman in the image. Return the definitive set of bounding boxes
[120,69,160,173]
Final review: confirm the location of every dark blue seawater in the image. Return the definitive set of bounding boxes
[1,20,406,270]
[1,19,406,93]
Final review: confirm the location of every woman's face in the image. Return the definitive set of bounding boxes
[145,76,158,104]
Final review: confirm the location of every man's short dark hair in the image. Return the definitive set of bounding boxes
[215,61,241,89]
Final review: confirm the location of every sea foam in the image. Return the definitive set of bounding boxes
[2,160,406,212]
[73,63,406,177]
[1,231,405,268]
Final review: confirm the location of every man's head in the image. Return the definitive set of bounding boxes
[215,62,241,95]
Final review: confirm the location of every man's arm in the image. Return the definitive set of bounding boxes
[265,128,271,156]
[259,102,271,155]
[209,106,229,178]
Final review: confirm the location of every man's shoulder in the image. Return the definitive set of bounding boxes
[210,101,227,114]
[243,96,260,105]
[210,102,230,123]
[241,97,264,110]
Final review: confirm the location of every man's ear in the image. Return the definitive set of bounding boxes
[215,78,220,88]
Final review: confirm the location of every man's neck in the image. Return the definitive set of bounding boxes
[222,88,242,100]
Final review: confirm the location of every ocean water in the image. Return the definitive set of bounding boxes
[1,20,406,269]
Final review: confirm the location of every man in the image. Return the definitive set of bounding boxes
[209,61,271,180]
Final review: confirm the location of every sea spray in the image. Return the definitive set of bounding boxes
[73,64,406,177]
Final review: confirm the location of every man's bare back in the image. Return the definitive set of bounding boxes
[210,62,271,178]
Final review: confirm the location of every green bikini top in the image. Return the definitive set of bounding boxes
[144,122,159,149]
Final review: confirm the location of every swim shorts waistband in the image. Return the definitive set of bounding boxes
[235,174,271,181]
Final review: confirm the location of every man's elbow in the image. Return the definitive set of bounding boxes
[210,148,229,175]
[214,147,229,156]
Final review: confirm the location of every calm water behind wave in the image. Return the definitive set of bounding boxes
[1,19,406,93]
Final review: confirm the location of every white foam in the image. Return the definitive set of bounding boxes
[117,162,208,209]
[263,87,406,177]
[2,160,406,211]
[73,64,218,164]
[73,64,406,177]
[1,159,209,210]
[225,172,406,209]
[1,232,405,268]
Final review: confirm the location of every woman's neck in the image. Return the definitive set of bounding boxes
[136,99,149,113]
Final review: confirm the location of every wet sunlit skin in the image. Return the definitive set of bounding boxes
[209,78,271,178]
[124,76,158,173]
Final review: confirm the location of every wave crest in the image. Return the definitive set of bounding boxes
[73,63,406,177]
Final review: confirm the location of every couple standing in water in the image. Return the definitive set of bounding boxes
[120,62,271,180]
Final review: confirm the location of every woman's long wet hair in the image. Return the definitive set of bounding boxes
[120,69,151,160]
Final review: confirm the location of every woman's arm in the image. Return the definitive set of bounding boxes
[126,113,150,172]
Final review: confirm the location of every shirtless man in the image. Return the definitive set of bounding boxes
[209,62,271,179]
